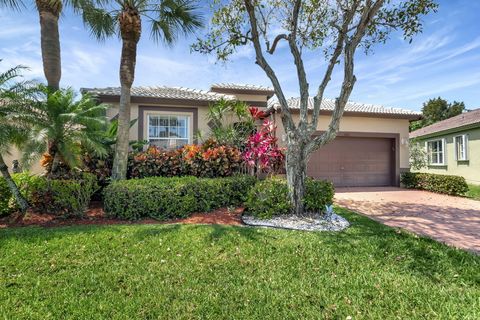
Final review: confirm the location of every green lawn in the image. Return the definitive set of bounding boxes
[1,209,479,319]
[467,184,480,200]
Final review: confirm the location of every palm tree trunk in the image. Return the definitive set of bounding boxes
[36,0,62,91]
[111,6,141,180]
[0,155,29,213]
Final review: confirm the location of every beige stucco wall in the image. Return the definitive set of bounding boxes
[3,147,43,174]
[233,93,270,103]
[413,127,480,185]
[273,113,411,169]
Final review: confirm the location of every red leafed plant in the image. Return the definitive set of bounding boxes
[243,119,285,176]
[248,106,267,120]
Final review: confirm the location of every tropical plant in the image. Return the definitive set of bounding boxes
[0,64,33,212]
[205,98,255,148]
[0,0,101,90]
[20,86,108,176]
[195,0,437,214]
[243,119,285,177]
[81,0,203,180]
[409,139,427,170]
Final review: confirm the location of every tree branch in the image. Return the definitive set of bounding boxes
[243,0,296,133]
[266,34,288,54]
[308,0,385,152]
[288,0,310,133]
[310,1,358,131]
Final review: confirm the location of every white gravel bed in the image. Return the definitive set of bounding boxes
[242,213,350,232]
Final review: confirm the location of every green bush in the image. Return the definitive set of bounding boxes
[401,172,468,196]
[0,173,43,216]
[0,177,9,216]
[103,175,257,220]
[245,178,335,219]
[30,172,98,216]
[304,178,336,212]
[0,172,98,216]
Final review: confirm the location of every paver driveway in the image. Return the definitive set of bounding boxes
[335,187,480,253]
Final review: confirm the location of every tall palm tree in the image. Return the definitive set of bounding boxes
[0,0,97,91]
[82,0,203,180]
[0,64,33,212]
[21,86,109,176]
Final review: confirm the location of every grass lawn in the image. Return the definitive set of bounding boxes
[1,208,479,319]
[467,184,480,200]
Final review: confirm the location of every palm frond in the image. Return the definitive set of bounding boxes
[0,0,26,11]
[148,0,203,45]
[81,3,117,41]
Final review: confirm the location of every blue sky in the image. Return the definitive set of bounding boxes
[1,0,479,111]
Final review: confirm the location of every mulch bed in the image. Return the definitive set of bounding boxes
[0,202,244,228]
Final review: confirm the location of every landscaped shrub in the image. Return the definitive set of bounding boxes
[0,173,43,216]
[29,172,99,216]
[0,177,10,216]
[0,172,98,216]
[128,142,243,179]
[304,178,336,212]
[103,175,257,220]
[245,178,335,219]
[401,172,468,196]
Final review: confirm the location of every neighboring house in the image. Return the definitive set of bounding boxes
[6,83,422,188]
[410,108,480,185]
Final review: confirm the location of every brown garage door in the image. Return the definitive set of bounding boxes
[307,136,395,187]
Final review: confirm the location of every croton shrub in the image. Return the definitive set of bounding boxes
[128,140,243,178]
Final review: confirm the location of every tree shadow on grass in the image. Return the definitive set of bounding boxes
[315,208,480,285]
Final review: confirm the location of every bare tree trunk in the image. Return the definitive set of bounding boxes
[285,140,307,215]
[111,6,141,180]
[0,155,29,213]
[36,0,62,91]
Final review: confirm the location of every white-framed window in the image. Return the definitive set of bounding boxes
[454,134,469,161]
[427,139,446,165]
[147,114,190,149]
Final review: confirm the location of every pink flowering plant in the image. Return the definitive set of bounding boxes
[242,119,285,176]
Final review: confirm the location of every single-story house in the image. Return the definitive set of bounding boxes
[409,108,480,185]
[5,83,422,188]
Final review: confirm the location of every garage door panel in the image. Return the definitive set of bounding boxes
[307,136,394,187]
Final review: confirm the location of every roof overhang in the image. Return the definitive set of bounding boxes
[410,122,480,139]
[210,87,275,98]
[271,108,422,120]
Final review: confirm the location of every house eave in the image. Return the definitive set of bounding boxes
[409,123,480,140]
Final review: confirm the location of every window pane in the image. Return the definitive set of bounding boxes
[169,127,179,138]
[170,116,178,127]
[178,117,187,127]
[178,127,187,138]
[149,116,157,126]
[159,116,169,126]
[159,126,168,137]
[432,153,438,164]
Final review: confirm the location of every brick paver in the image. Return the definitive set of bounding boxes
[335,187,480,254]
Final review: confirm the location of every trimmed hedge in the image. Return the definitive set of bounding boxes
[401,172,468,196]
[245,178,335,219]
[30,173,98,216]
[0,172,98,216]
[103,175,257,220]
